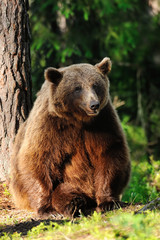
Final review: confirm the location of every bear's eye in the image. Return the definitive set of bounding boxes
[74,86,82,93]
[92,83,105,98]
[92,83,102,94]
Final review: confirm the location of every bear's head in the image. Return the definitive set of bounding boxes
[44,57,112,122]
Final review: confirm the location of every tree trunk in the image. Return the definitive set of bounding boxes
[0,0,32,181]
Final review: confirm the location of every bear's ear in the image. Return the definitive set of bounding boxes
[44,67,63,85]
[96,57,112,75]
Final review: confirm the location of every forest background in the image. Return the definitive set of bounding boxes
[29,0,160,203]
[0,0,160,239]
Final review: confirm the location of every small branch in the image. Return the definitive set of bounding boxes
[135,198,160,214]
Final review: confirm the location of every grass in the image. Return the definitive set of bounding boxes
[29,211,160,240]
[0,210,160,239]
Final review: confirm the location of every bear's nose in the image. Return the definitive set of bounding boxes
[90,101,100,111]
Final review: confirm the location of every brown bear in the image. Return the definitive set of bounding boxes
[10,57,131,217]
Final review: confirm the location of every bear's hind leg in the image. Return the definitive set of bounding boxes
[52,183,96,218]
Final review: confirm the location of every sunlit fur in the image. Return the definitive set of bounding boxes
[10,58,130,217]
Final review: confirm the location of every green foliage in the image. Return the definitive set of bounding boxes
[149,156,160,191]
[110,212,160,240]
[27,221,56,238]
[121,116,147,160]
[122,119,160,203]
[123,160,160,204]
[0,232,22,240]
[29,0,145,90]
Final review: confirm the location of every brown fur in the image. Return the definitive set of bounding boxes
[10,57,131,217]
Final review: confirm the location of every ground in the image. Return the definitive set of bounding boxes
[0,182,65,237]
[0,182,145,238]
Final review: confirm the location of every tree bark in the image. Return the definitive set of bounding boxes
[0,0,32,181]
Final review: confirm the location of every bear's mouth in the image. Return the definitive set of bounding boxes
[86,110,99,116]
[79,104,100,117]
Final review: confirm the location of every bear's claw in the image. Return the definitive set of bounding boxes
[96,201,129,212]
[64,197,87,218]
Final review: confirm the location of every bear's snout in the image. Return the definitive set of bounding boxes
[90,100,100,111]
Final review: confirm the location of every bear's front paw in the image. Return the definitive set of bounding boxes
[64,197,87,218]
[96,201,128,213]
[37,207,59,218]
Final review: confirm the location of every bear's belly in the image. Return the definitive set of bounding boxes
[63,152,95,199]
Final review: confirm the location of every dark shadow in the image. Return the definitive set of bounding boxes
[0,218,69,237]
[0,201,131,237]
